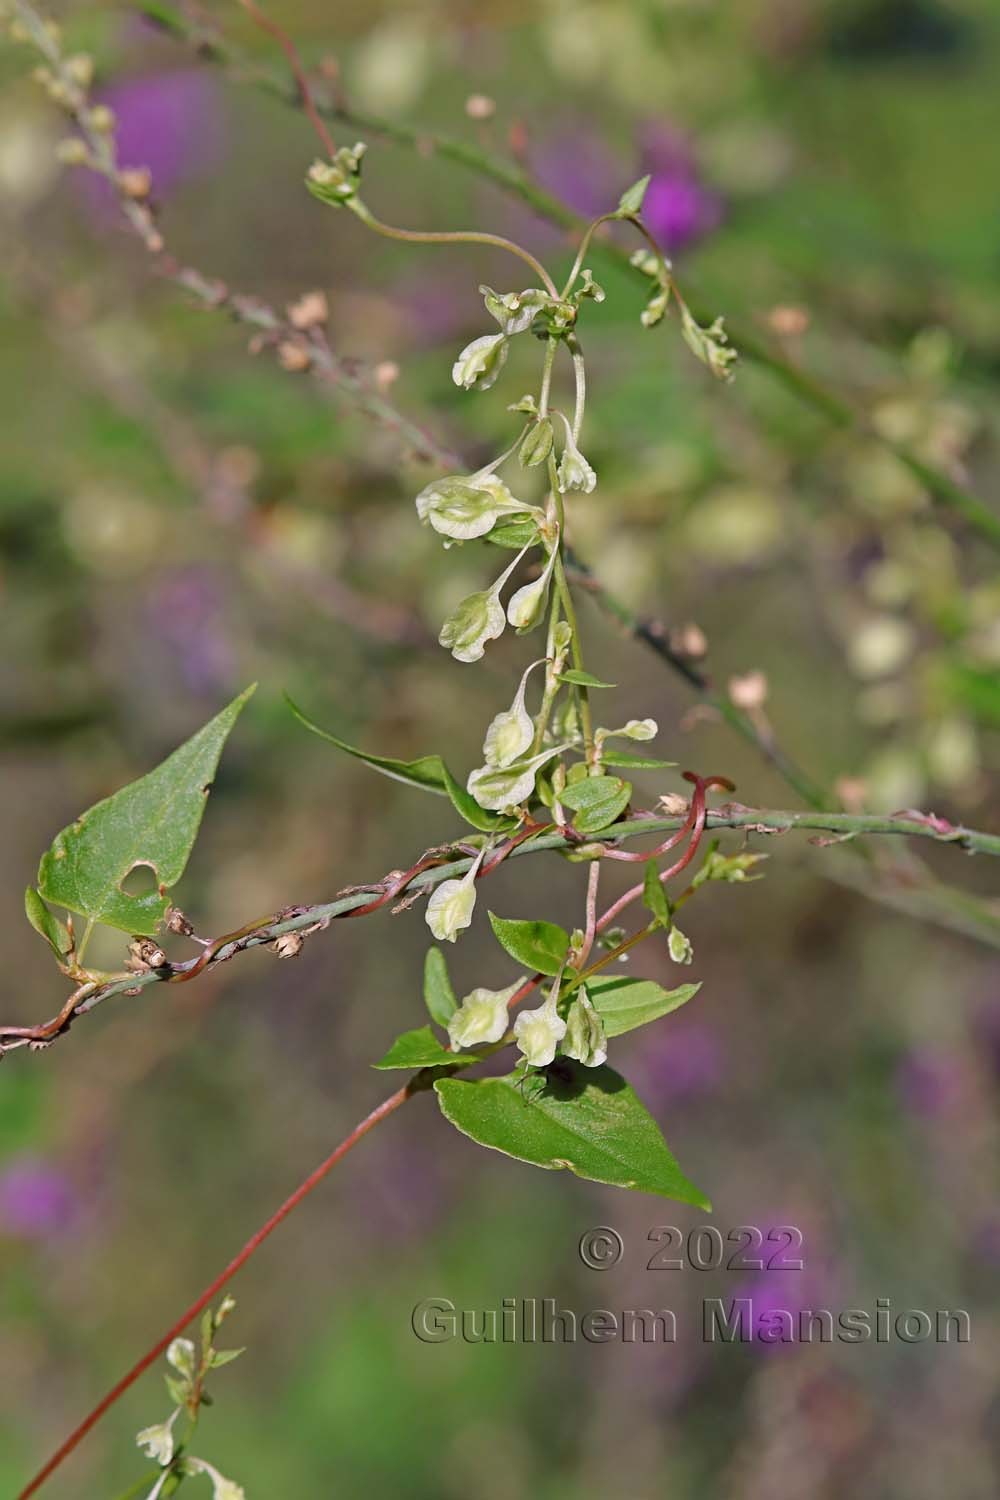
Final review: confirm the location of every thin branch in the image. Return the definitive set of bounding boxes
[15,1082,413,1500]
[136,0,1000,550]
[4,798,999,1055]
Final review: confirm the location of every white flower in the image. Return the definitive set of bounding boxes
[596,718,659,744]
[668,925,693,965]
[426,846,487,943]
[513,979,567,1068]
[136,1408,180,1467]
[506,537,559,633]
[481,285,547,335]
[482,659,545,767]
[562,988,608,1067]
[448,979,525,1050]
[557,416,597,494]
[182,1456,246,1500]
[466,745,566,812]
[621,718,657,741]
[438,545,530,662]
[452,332,509,390]
[166,1337,196,1379]
[416,473,537,543]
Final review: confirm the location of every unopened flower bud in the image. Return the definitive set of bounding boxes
[118,165,152,198]
[56,137,89,165]
[668,925,693,965]
[86,104,115,134]
[518,416,553,468]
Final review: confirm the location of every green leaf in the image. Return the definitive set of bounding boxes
[559,775,632,834]
[489,912,569,976]
[557,670,616,689]
[599,749,677,769]
[586,975,700,1037]
[484,517,542,549]
[373,1025,474,1070]
[435,1062,709,1206]
[617,174,651,217]
[441,762,510,833]
[423,947,457,1026]
[286,695,448,795]
[208,1348,245,1369]
[642,861,671,928]
[24,887,70,958]
[37,686,255,937]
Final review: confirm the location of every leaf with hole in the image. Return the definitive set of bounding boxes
[435,1061,709,1205]
[36,686,255,937]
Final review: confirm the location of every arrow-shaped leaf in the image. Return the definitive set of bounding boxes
[37,686,255,936]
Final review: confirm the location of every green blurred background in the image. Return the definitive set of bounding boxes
[1,0,999,1494]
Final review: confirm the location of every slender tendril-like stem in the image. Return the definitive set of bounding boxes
[234,0,336,157]
[15,1084,414,1500]
[351,203,559,298]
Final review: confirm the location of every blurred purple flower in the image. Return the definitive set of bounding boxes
[637,123,724,254]
[530,122,621,221]
[81,69,224,219]
[0,1155,76,1239]
[895,1046,964,1119]
[730,1218,836,1353]
[146,567,234,697]
[632,1017,726,1104]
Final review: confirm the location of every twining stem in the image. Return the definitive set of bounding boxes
[351,203,558,298]
[553,548,594,760]
[5,797,1000,1055]
[16,1084,414,1500]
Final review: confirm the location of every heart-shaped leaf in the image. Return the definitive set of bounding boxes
[586,975,700,1036]
[37,686,255,937]
[435,1062,709,1206]
[489,912,569,976]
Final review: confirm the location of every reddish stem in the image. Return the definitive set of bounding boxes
[235,0,337,158]
[16,1085,411,1500]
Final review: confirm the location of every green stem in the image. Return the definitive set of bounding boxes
[107,1470,163,1500]
[350,202,558,297]
[559,213,616,299]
